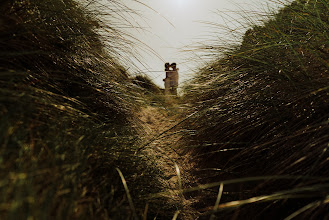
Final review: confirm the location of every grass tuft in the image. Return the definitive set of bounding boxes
[0,0,177,219]
[181,0,329,218]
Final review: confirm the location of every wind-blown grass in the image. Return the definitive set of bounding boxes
[132,74,166,105]
[182,0,329,219]
[0,0,177,219]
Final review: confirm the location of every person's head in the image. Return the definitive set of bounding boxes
[165,63,170,70]
[171,63,176,70]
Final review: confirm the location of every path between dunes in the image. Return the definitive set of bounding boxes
[137,105,200,219]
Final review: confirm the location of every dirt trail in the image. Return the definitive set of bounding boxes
[137,105,199,219]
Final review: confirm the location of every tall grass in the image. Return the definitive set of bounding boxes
[131,74,167,106]
[182,0,329,218]
[0,0,177,219]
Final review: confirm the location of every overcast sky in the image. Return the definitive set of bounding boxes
[118,0,288,87]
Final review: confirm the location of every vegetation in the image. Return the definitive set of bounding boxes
[0,0,176,219]
[3,0,329,219]
[181,0,329,219]
[132,75,162,94]
[132,75,166,106]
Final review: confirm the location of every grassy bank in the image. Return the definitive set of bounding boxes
[132,75,166,106]
[0,0,178,219]
[182,0,329,218]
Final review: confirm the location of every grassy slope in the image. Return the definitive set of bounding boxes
[132,75,166,105]
[0,1,176,219]
[182,0,329,219]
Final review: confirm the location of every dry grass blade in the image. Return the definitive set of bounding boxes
[175,163,183,193]
[210,183,224,220]
[116,168,138,219]
[172,210,181,220]
[284,196,329,220]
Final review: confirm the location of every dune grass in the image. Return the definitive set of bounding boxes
[181,0,329,218]
[131,74,167,106]
[5,0,329,219]
[0,0,181,219]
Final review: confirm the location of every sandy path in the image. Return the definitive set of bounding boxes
[137,105,199,219]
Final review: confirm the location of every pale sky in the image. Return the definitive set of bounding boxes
[118,0,288,87]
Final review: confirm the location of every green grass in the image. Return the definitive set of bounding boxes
[181,0,329,219]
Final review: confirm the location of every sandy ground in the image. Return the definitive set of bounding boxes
[137,105,199,219]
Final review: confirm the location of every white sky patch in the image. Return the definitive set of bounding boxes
[116,0,287,88]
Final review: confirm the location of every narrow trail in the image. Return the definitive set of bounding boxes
[137,105,200,219]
